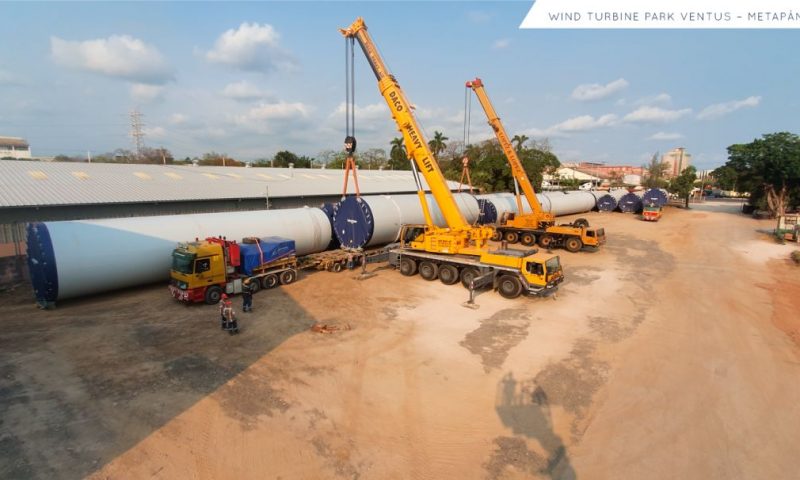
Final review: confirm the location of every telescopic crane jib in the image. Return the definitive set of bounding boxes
[339,18,565,300]
[465,77,606,252]
[340,18,495,256]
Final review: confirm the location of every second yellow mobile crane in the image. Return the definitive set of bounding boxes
[466,78,606,252]
[339,18,563,298]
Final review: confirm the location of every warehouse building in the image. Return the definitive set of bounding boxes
[0,136,31,160]
[0,160,458,284]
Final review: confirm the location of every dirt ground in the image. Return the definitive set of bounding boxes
[2,199,799,480]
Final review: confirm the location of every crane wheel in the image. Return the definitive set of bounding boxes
[438,264,459,285]
[460,267,480,288]
[504,231,520,244]
[497,275,523,299]
[419,261,439,281]
[520,232,536,246]
[261,274,279,289]
[491,231,502,242]
[279,270,297,285]
[538,234,554,249]
[204,286,223,305]
[565,237,583,253]
[399,257,417,276]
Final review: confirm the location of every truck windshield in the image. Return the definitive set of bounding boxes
[545,257,561,273]
[172,250,195,274]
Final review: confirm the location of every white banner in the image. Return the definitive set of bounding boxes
[520,0,800,29]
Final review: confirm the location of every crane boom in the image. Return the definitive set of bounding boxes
[466,78,555,225]
[340,18,470,231]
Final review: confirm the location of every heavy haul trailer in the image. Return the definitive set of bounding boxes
[339,18,563,300]
[465,78,606,252]
[169,236,386,304]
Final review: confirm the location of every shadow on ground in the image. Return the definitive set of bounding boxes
[485,372,576,480]
[0,282,318,479]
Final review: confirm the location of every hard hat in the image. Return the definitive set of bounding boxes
[221,294,228,299]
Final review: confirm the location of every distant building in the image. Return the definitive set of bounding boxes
[0,136,31,159]
[543,167,603,188]
[661,147,691,178]
[574,162,645,180]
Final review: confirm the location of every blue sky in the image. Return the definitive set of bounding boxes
[1,1,798,170]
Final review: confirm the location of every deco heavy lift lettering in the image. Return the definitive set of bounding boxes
[465,78,606,252]
[339,18,563,299]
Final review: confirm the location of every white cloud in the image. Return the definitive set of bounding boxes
[206,23,297,73]
[130,83,164,103]
[493,39,510,49]
[329,102,389,128]
[222,80,270,101]
[634,93,671,106]
[648,131,684,140]
[571,78,629,101]
[527,113,618,137]
[143,126,166,139]
[50,35,173,84]
[233,101,311,133]
[697,96,761,120]
[467,11,493,23]
[623,106,691,123]
[0,69,20,86]
[169,113,188,125]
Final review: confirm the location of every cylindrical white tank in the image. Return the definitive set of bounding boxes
[27,207,332,302]
[333,193,480,248]
[476,191,597,220]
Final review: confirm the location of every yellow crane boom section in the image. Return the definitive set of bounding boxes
[340,18,469,231]
[467,78,554,223]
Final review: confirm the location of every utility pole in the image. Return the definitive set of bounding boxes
[87,150,92,163]
[161,148,166,165]
[129,109,145,161]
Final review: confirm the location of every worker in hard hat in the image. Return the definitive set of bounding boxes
[219,294,232,330]
[242,279,254,313]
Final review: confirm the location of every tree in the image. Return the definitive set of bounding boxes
[428,131,448,158]
[511,134,529,152]
[387,137,409,170]
[644,152,669,188]
[198,152,244,166]
[360,148,387,170]
[669,166,698,209]
[722,132,800,217]
[711,165,738,190]
[272,150,300,168]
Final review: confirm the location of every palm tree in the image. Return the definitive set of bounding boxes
[390,137,405,159]
[428,131,449,157]
[511,134,529,152]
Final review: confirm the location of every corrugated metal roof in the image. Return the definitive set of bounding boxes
[0,160,453,208]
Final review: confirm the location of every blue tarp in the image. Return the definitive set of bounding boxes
[239,237,296,275]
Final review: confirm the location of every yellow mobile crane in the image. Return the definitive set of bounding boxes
[340,18,563,298]
[466,78,606,252]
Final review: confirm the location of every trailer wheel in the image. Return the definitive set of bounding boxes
[573,218,590,228]
[331,262,343,273]
[419,261,439,281]
[538,234,554,249]
[204,286,223,305]
[520,232,536,246]
[438,264,459,285]
[248,280,260,294]
[491,230,503,242]
[279,270,297,285]
[497,275,523,299]
[504,231,520,244]
[565,237,583,253]
[261,274,278,289]
[460,267,480,288]
[399,257,417,276]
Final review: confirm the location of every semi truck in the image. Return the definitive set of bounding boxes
[169,236,383,304]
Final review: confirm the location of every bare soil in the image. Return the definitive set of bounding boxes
[2,199,799,479]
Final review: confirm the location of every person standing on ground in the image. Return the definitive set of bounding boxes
[219,294,230,330]
[242,279,254,313]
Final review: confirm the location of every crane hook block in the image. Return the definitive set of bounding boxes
[344,136,357,154]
